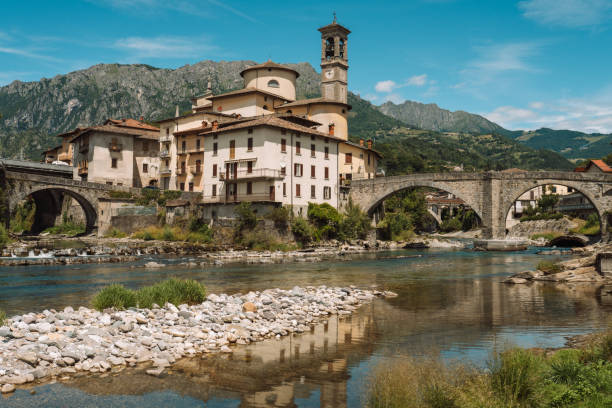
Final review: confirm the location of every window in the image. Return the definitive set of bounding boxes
[166,128,170,136]
[294,163,303,177]
[247,137,253,151]
[296,141,301,155]
[111,158,117,168]
[189,182,194,192]
[143,141,149,151]
[311,185,316,199]
[212,184,217,197]
[281,138,287,153]
[324,146,329,159]
[180,182,185,191]
[247,161,253,173]
[212,164,217,177]
[368,153,371,165]
[345,153,352,164]
[281,129,287,135]
[195,159,201,173]
[324,167,329,180]
[283,182,286,197]
[196,139,201,150]
[311,144,315,157]
[281,166,286,176]
[213,142,218,156]
[324,186,331,200]
[106,181,113,185]
[248,128,253,134]
[267,79,280,88]
[143,163,148,173]
[296,184,301,197]
[247,182,252,195]
[181,141,186,152]
[311,135,315,141]
[229,140,235,159]
[311,165,315,178]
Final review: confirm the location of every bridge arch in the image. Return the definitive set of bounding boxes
[501,180,606,238]
[10,186,97,234]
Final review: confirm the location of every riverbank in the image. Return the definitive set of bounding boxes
[0,235,467,266]
[0,285,396,394]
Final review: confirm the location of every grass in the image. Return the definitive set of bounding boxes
[537,260,562,274]
[131,222,212,244]
[366,328,612,408]
[530,232,562,241]
[238,229,297,251]
[104,228,127,238]
[570,214,601,236]
[108,191,133,200]
[43,221,86,236]
[0,309,6,326]
[91,278,206,311]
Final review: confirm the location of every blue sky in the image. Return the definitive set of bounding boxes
[2,0,612,133]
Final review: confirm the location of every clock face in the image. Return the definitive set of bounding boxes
[325,69,334,79]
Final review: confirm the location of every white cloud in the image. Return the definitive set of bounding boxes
[529,101,544,109]
[375,80,396,93]
[406,74,428,86]
[519,0,612,28]
[0,46,58,62]
[384,93,404,104]
[484,106,538,128]
[364,93,379,102]
[471,42,540,73]
[114,36,216,59]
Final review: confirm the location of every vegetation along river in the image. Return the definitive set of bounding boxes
[0,248,610,407]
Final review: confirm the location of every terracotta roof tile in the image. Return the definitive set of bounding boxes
[104,118,159,131]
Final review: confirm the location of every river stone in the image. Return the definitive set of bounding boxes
[17,351,38,366]
[242,302,257,313]
[1,384,15,393]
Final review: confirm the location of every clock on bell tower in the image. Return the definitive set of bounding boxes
[318,14,350,104]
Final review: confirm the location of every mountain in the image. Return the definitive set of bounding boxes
[510,128,612,162]
[0,60,572,171]
[378,100,517,137]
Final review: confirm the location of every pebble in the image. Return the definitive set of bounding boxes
[0,285,386,392]
[1,384,15,393]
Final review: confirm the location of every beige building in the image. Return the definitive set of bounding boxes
[338,139,381,183]
[70,119,160,187]
[43,128,79,165]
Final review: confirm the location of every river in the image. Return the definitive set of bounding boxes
[0,248,610,407]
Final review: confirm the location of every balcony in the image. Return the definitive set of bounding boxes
[201,193,279,204]
[176,167,187,176]
[160,167,172,176]
[160,135,172,143]
[108,143,123,152]
[159,150,170,158]
[190,165,202,175]
[219,168,283,182]
[177,147,203,155]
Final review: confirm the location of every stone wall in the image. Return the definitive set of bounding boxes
[507,218,578,238]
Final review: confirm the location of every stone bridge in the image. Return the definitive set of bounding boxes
[349,171,612,239]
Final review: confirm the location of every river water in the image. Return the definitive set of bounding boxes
[1,248,610,407]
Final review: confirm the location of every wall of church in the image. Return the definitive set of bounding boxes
[243,68,297,101]
[212,94,258,117]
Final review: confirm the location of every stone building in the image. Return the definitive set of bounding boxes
[70,118,160,187]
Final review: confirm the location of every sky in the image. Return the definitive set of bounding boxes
[2,0,612,133]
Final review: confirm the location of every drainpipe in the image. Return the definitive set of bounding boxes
[290,132,294,211]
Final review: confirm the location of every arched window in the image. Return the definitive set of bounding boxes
[325,37,334,60]
[267,79,280,88]
[339,39,345,59]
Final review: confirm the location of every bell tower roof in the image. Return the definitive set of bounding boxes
[318,17,351,35]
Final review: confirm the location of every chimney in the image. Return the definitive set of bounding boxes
[175,105,180,118]
[212,120,219,131]
[328,123,335,136]
[359,139,364,147]
[367,139,373,149]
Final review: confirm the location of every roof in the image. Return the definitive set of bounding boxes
[198,114,344,141]
[240,60,300,78]
[56,127,85,138]
[342,140,382,158]
[318,21,351,35]
[575,159,612,173]
[208,87,292,102]
[501,168,528,173]
[70,121,159,143]
[42,145,62,155]
[156,110,234,124]
[277,97,351,109]
[104,118,159,132]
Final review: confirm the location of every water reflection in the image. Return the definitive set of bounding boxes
[1,249,611,407]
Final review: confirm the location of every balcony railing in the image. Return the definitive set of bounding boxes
[108,143,123,152]
[160,167,172,176]
[219,168,283,181]
[159,150,170,158]
[159,135,172,143]
[201,193,279,204]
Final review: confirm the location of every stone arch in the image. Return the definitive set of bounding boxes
[501,180,606,238]
[10,185,97,234]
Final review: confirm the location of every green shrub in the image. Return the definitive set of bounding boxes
[378,211,413,241]
[135,278,206,309]
[340,199,371,240]
[10,199,35,233]
[235,202,258,231]
[440,217,462,233]
[104,228,127,238]
[0,309,6,326]
[530,232,561,241]
[136,188,161,206]
[0,224,9,248]
[549,349,584,385]
[488,348,544,406]
[43,221,86,237]
[307,203,342,240]
[157,190,182,207]
[109,191,133,200]
[92,284,137,311]
[267,206,290,230]
[291,216,315,244]
[537,260,562,274]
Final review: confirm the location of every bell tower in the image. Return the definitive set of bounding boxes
[319,14,350,103]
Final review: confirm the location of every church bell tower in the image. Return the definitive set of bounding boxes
[319,14,350,103]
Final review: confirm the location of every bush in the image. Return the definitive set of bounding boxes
[235,202,257,231]
[488,348,544,406]
[0,309,6,326]
[537,260,562,274]
[291,217,315,245]
[92,284,137,311]
[549,349,584,385]
[109,191,133,200]
[104,228,127,238]
[10,199,35,233]
[267,206,290,230]
[521,212,564,222]
[0,224,9,248]
[307,203,342,240]
[132,225,186,241]
[135,278,206,309]
[530,232,561,241]
[43,221,86,236]
[378,211,413,241]
[440,217,462,233]
[157,190,182,207]
[340,199,371,240]
[136,188,161,206]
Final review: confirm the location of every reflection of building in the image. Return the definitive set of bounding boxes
[70,118,160,187]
